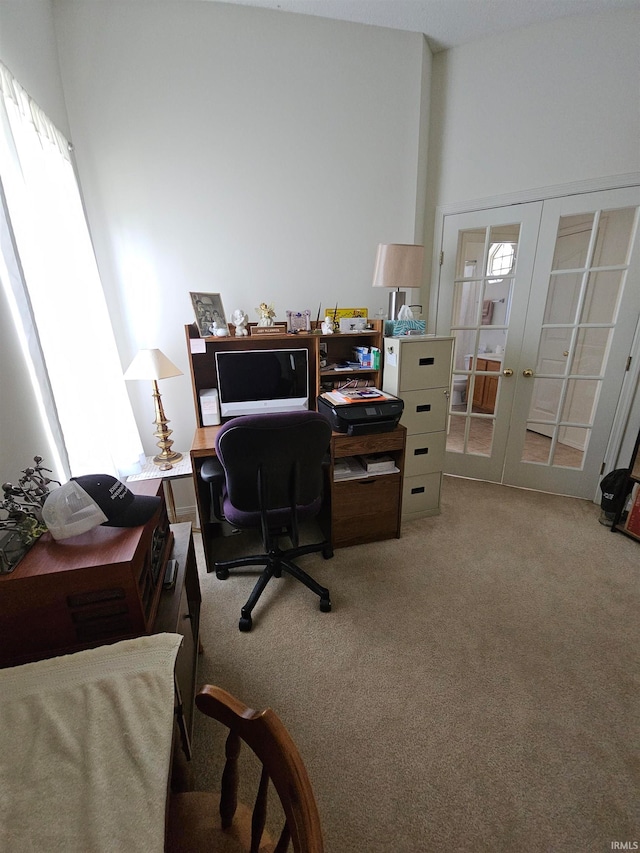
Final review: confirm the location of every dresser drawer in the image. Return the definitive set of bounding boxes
[402,472,442,518]
[405,431,446,475]
[400,388,448,434]
[332,474,401,546]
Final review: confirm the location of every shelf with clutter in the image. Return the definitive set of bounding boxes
[185,319,384,425]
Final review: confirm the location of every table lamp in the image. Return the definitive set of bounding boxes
[124,348,183,469]
[372,243,424,320]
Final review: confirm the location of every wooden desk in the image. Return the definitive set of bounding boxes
[190,422,406,569]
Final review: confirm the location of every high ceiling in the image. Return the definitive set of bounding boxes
[208,0,640,51]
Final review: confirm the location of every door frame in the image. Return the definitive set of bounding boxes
[428,172,640,500]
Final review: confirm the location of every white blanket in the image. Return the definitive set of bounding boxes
[0,633,182,853]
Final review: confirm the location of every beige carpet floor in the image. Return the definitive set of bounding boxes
[188,475,639,853]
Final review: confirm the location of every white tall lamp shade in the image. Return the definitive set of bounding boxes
[124,348,183,469]
[372,243,424,320]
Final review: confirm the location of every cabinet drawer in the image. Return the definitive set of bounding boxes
[400,388,448,434]
[397,339,453,391]
[405,431,446,476]
[402,472,442,518]
[332,474,400,546]
[332,428,405,459]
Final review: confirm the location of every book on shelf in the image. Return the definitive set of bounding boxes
[623,482,640,537]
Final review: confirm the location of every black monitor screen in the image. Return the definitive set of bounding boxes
[215,348,309,416]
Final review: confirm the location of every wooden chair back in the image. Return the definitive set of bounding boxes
[167,685,324,853]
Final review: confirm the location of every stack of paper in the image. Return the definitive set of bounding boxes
[321,388,394,407]
[333,456,366,481]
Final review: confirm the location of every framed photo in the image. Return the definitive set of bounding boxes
[286,310,311,333]
[190,292,227,337]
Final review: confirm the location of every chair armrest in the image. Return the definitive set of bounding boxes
[200,457,226,522]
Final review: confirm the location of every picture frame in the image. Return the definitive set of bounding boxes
[190,292,228,337]
[286,309,311,333]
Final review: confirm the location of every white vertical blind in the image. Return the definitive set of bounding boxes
[0,62,143,478]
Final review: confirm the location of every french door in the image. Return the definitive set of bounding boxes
[436,187,640,498]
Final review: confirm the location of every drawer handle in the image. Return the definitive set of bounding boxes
[418,357,435,366]
[416,404,431,413]
[411,486,425,494]
[414,447,429,456]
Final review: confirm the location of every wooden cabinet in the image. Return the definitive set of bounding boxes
[326,426,406,549]
[471,357,501,413]
[382,335,453,519]
[0,482,201,759]
[154,521,201,758]
[185,321,384,426]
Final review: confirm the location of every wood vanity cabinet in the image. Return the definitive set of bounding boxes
[471,357,501,414]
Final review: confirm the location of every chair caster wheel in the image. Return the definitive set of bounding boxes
[239,615,252,632]
[322,545,333,559]
[319,597,331,613]
[216,567,229,580]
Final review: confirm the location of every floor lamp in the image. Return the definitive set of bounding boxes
[372,243,424,320]
[124,348,183,470]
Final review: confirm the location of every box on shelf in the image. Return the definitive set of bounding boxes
[352,346,380,369]
[360,454,396,473]
[384,320,426,336]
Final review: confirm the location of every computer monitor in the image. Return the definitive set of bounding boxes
[215,348,309,418]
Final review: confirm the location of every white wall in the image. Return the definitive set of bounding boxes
[428,10,639,209]
[0,0,71,484]
[52,1,429,507]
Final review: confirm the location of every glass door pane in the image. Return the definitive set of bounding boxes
[438,202,543,485]
[503,189,640,497]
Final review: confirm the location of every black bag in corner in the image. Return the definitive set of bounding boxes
[599,468,633,519]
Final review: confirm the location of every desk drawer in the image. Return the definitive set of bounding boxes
[332,474,401,546]
[405,431,446,476]
[400,389,448,434]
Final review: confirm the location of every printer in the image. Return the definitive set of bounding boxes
[317,390,403,435]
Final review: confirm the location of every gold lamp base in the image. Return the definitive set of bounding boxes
[151,380,182,470]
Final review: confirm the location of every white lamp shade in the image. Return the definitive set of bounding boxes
[372,243,424,290]
[124,348,183,381]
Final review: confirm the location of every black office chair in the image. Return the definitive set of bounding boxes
[200,411,333,632]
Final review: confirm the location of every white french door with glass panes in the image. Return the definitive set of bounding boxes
[436,187,640,499]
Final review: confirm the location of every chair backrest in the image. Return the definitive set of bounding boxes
[197,684,324,853]
[215,412,331,516]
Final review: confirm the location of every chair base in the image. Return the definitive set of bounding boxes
[212,538,333,632]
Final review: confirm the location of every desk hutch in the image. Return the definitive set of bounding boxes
[185,321,407,562]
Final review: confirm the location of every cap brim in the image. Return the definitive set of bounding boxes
[104,494,161,528]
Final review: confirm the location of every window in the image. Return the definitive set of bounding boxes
[0,62,143,479]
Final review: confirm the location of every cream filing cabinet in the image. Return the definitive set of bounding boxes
[382,335,454,520]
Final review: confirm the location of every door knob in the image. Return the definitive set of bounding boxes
[523,369,534,377]
[502,368,513,376]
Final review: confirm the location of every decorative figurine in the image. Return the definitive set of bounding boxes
[321,315,334,334]
[232,309,249,336]
[256,302,276,327]
[209,309,229,337]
